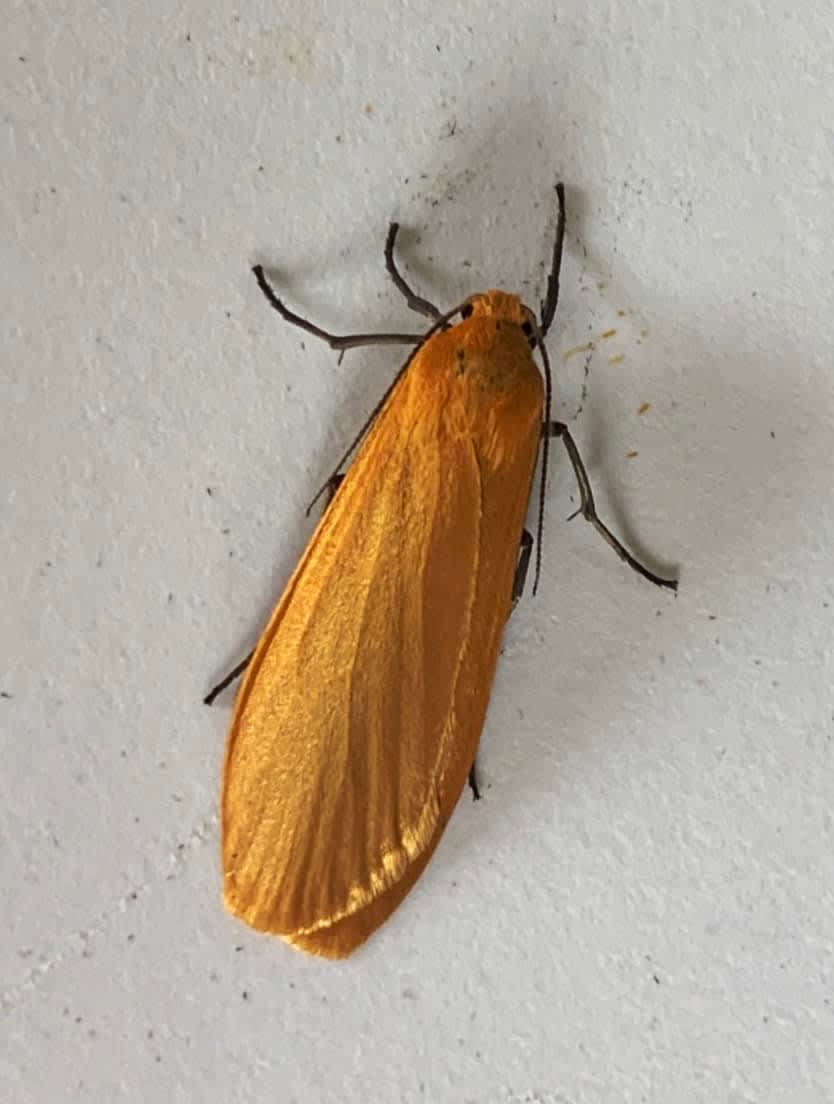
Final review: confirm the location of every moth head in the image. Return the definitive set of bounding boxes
[461,292,538,345]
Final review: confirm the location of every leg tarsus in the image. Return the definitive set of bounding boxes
[384,224,442,321]
[204,648,255,706]
[512,529,534,607]
[546,421,678,592]
[467,762,481,801]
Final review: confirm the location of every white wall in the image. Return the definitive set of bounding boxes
[3,2,833,1101]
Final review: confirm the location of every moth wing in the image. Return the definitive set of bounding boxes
[222,369,484,946]
[285,819,443,958]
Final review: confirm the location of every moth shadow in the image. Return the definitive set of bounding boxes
[443,300,825,870]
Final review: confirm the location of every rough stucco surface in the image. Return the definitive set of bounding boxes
[2,2,833,1101]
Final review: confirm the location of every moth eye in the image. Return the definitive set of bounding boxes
[521,319,537,346]
[460,303,474,319]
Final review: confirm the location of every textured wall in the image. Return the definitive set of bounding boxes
[3,2,833,1101]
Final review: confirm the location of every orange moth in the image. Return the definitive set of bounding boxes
[205,184,677,958]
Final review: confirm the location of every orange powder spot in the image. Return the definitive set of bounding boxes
[562,342,594,361]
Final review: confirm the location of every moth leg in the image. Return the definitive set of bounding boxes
[204,651,254,706]
[467,762,482,802]
[511,528,534,607]
[539,182,567,340]
[384,223,442,321]
[252,266,422,351]
[546,421,678,591]
[204,476,345,706]
[465,530,536,791]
